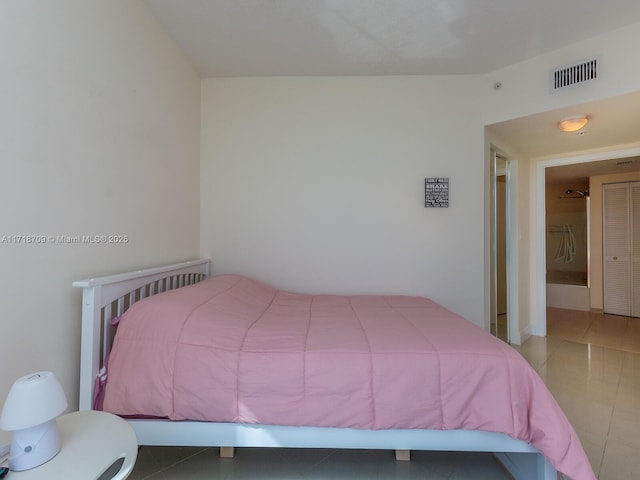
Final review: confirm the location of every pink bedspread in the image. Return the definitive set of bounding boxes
[103,275,594,479]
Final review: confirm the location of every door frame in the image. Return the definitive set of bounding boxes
[490,148,520,344]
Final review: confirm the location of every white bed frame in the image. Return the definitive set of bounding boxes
[73,259,558,480]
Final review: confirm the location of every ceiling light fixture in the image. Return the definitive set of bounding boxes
[558,115,589,132]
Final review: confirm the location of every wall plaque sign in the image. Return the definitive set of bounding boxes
[425,177,449,207]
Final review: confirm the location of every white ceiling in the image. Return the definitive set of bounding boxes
[545,156,640,185]
[143,0,640,180]
[144,0,640,77]
[487,89,640,159]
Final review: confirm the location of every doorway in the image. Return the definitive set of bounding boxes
[490,150,511,343]
[544,176,591,312]
[534,146,640,336]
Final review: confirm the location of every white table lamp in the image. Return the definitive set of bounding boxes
[0,371,68,471]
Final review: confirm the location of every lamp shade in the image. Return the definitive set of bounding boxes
[0,371,67,431]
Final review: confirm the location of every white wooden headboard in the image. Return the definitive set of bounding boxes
[72,259,211,410]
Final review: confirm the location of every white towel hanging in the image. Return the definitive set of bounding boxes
[554,224,576,263]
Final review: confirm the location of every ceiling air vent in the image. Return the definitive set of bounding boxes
[552,58,598,90]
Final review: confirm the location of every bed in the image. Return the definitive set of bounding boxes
[73,259,594,480]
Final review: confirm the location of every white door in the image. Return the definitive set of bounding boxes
[632,182,640,317]
[603,182,639,317]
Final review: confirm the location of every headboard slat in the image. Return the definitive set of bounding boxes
[74,259,210,410]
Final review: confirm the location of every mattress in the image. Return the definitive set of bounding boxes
[102,274,594,479]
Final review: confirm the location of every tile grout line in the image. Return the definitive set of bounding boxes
[142,447,213,479]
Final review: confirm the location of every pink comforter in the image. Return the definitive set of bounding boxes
[104,275,594,479]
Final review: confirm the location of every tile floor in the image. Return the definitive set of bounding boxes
[546,307,640,353]
[128,309,640,480]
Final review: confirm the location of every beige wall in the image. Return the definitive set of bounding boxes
[589,171,640,309]
[200,75,487,327]
[481,22,640,126]
[0,0,200,442]
[200,22,640,341]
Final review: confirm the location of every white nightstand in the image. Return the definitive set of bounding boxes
[6,411,137,480]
